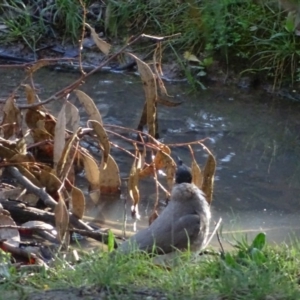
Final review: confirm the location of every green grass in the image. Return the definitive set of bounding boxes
[2,233,300,299]
[105,0,300,88]
[0,0,92,46]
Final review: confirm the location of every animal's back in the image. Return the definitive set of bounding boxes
[120,183,211,254]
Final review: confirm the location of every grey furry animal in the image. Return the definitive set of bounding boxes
[120,181,211,254]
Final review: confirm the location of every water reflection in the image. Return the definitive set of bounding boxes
[1,67,300,247]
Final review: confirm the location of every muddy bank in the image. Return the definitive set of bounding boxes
[2,39,300,104]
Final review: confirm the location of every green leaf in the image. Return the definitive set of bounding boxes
[250,232,266,251]
[107,230,115,252]
[203,57,213,67]
[250,248,267,263]
[224,253,236,267]
[285,13,295,33]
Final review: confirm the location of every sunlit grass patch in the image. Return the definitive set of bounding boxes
[3,233,300,299]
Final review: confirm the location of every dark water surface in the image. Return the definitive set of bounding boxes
[1,67,300,248]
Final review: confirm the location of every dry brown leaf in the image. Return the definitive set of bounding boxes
[44,114,57,135]
[54,103,66,170]
[88,120,110,169]
[0,213,20,247]
[129,53,157,137]
[153,43,170,99]
[25,109,56,134]
[157,96,183,107]
[191,159,203,188]
[1,96,21,139]
[71,186,85,219]
[161,151,176,191]
[201,153,216,205]
[0,144,17,160]
[31,128,53,142]
[85,23,111,55]
[74,90,103,125]
[33,169,63,200]
[139,144,171,178]
[66,101,80,131]
[25,109,45,129]
[36,120,46,129]
[23,84,36,104]
[54,194,69,243]
[99,154,121,194]
[17,165,43,188]
[56,129,80,180]
[26,60,51,74]
[10,153,35,169]
[82,151,100,190]
[16,138,27,155]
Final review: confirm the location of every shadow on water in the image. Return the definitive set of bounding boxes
[1,67,300,247]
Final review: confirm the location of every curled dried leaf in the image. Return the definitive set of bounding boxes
[191,159,203,188]
[85,23,111,55]
[71,186,85,219]
[82,151,100,190]
[201,154,216,205]
[139,144,171,179]
[56,129,80,180]
[54,103,66,170]
[160,151,176,191]
[157,96,183,107]
[16,138,27,155]
[54,194,69,243]
[88,120,110,169]
[26,60,51,74]
[23,84,36,105]
[25,109,46,129]
[0,144,17,160]
[1,96,21,139]
[74,90,103,125]
[17,165,42,188]
[99,154,121,194]
[66,101,80,131]
[31,128,53,142]
[33,169,63,200]
[129,53,157,137]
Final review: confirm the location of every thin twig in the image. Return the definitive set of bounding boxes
[0,225,53,231]
[203,217,222,249]
[18,34,143,109]
[7,166,57,208]
[6,166,94,232]
[78,0,87,76]
[217,231,225,255]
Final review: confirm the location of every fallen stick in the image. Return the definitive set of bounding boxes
[7,166,92,231]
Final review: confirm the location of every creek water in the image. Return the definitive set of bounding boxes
[1,67,300,248]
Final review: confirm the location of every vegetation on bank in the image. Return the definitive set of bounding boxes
[1,233,300,299]
[1,0,300,88]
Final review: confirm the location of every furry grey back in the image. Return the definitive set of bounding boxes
[120,183,211,254]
